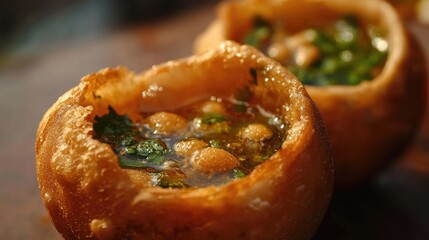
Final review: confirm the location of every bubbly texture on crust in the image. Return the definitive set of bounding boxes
[195,0,427,186]
[36,41,333,239]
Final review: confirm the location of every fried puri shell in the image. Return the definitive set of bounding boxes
[36,41,333,239]
[195,0,427,186]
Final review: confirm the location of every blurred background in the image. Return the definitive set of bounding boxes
[0,0,428,239]
[0,0,218,68]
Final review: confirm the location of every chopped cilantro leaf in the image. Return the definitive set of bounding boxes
[94,106,168,168]
[93,106,139,148]
[151,172,189,189]
[201,113,227,124]
[146,152,166,165]
[233,168,246,178]
[209,139,222,148]
[119,139,167,166]
[118,156,147,168]
[136,140,166,157]
[243,16,272,48]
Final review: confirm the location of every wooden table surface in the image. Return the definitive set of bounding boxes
[0,1,428,239]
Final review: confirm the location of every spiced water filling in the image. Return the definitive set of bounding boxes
[242,15,388,86]
[94,96,287,188]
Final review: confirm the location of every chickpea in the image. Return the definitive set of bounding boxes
[200,101,226,115]
[268,30,320,65]
[192,147,240,174]
[239,123,273,142]
[284,31,313,49]
[146,112,187,135]
[267,42,292,62]
[294,44,320,67]
[174,139,208,158]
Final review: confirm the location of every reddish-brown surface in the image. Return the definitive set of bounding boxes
[0,2,428,239]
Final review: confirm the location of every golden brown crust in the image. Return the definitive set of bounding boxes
[195,0,427,186]
[36,41,333,239]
